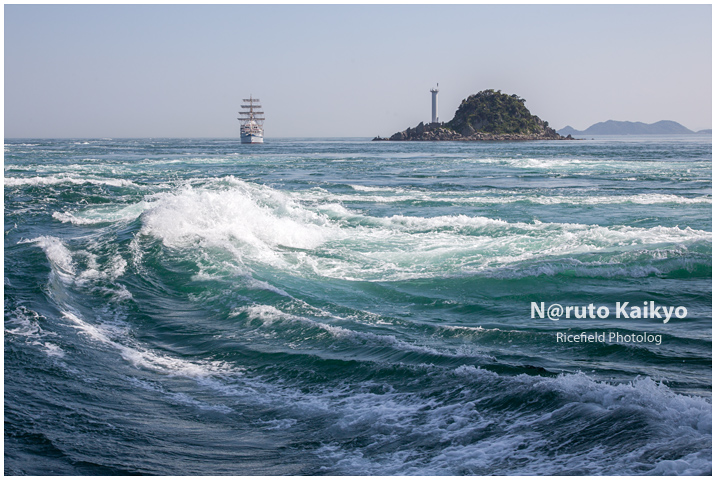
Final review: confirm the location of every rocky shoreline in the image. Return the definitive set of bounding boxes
[374,121,573,142]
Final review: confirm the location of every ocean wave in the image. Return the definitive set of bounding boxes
[129,178,711,282]
[466,249,712,279]
[301,188,711,206]
[138,179,337,269]
[20,236,76,276]
[127,377,233,414]
[21,236,130,300]
[5,306,46,338]
[52,202,148,225]
[349,184,406,193]
[231,304,454,359]
[5,175,140,188]
[531,372,711,433]
[5,138,711,476]
[313,367,711,475]
[465,155,710,174]
[5,306,65,359]
[22,296,708,475]
[523,193,711,205]
[61,310,241,380]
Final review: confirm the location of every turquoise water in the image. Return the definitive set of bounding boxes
[4,136,712,474]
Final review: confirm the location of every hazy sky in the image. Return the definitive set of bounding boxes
[5,4,712,138]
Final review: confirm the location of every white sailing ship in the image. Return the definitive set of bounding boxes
[238,95,264,144]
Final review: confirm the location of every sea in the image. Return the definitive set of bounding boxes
[4,136,712,475]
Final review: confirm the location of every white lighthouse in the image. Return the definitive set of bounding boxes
[430,84,439,124]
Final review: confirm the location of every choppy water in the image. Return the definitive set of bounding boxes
[4,137,712,475]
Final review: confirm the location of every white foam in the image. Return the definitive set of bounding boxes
[296,188,711,206]
[139,179,338,269]
[532,372,711,433]
[5,175,139,188]
[22,236,131,294]
[349,184,404,193]
[41,342,65,357]
[52,202,147,225]
[257,418,298,430]
[126,178,711,282]
[246,279,291,297]
[312,367,711,475]
[6,306,66,359]
[648,452,712,475]
[21,236,76,276]
[61,310,241,379]
[76,254,127,284]
[529,193,711,205]
[324,220,708,281]
[5,306,45,338]
[149,183,329,251]
[465,156,710,175]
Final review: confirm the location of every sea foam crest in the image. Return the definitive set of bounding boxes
[61,310,240,379]
[21,236,130,303]
[5,175,139,188]
[20,236,76,276]
[467,155,710,175]
[314,365,711,475]
[52,202,148,225]
[532,372,711,433]
[5,306,65,358]
[139,179,337,264]
[300,188,711,206]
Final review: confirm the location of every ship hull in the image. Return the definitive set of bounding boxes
[240,133,264,144]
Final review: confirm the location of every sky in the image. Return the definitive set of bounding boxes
[4,4,712,138]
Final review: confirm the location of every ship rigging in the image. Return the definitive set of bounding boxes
[238,95,264,144]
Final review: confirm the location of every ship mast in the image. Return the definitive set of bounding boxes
[238,95,265,126]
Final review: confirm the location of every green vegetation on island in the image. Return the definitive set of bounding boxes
[376,89,566,141]
[447,90,546,135]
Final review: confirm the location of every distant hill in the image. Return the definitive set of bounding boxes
[558,125,582,136]
[558,120,695,136]
[696,129,712,134]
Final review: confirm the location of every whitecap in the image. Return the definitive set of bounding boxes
[20,236,75,276]
[5,175,139,188]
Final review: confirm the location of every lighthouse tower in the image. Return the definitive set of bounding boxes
[430,84,439,124]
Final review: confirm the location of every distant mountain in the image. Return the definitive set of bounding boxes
[558,125,582,136]
[558,120,695,136]
[696,129,712,134]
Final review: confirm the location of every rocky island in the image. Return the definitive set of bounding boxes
[375,89,571,141]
